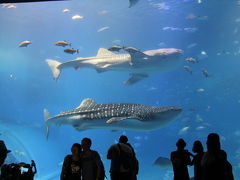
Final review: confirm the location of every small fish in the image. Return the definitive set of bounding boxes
[201,68,210,77]
[196,114,204,123]
[184,27,198,33]
[206,105,211,111]
[197,51,208,59]
[72,14,84,20]
[64,48,79,54]
[201,51,207,55]
[196,88,205,92]
[14,150,26,156]
[162,26,182,31]
[63,9,70,13]
[19,40,32,47]
[197,15,208,20]
[235,18,240,23]
[112,39,121,44]
[184,66,192,74]
[134,136,142,140]
[97,26,110,32]
[186,57,199,63]
[196,126,205,130]
[54,41,71,47]
[186,13,197,20]
[107,45,122,52]
[2,3,17,8]
[98,10,108,15]
[148,86,157,91]
[178,126,191,135]
[187,43,197,49]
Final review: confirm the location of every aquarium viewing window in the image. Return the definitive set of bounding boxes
[0,0,239,179]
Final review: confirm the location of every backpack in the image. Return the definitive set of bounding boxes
[117,144,132,170]
[90,151,107,180]
[224,160,234,180]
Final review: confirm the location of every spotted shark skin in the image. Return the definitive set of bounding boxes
[44,98,182,138]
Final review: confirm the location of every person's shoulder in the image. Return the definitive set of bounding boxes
[64,155,72,162]
[220,149,227,155]
[109,143,118,149]
[91,150,100,157]
[219,149,227,158]
[171,151,177,155]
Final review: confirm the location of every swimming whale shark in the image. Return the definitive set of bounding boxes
[44,98,182,138]
[46,47,183,85]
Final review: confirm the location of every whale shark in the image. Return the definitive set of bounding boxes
[44,98,182,138]
[46,47,183,85]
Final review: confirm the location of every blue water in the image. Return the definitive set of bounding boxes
[1,0,240,179]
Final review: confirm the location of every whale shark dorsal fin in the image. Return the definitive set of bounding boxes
[97,48,115,57]
[77,98,97,109]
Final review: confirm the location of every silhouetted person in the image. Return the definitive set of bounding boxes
[170,138,191,180]
[81,138,104,180]
[191,140,204,180]
[107,135,134,180]
[61,143,82,180]
[201,133,234,180]
[126,142,139,180]
[0,140,11,167]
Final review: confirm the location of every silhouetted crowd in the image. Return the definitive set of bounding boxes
[171,133,234,180]
[61,136,138,180]
[0,140,37,180]
[0,133,235,180]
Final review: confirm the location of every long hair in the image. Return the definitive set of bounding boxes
[207,133,221,152]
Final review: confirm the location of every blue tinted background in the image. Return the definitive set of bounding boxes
[0,0,240,179]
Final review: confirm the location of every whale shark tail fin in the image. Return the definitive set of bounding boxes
[44,109,51,140]
[46,59,62,80]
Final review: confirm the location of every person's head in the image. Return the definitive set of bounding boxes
[71,143,82,156]
[192,140,204,153]
[119,135,128,144]
[176,138,186,150]
[81,138,92,151]
[206,133,221,152]
[0,141,11,167]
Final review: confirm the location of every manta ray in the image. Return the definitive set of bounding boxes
[46,46,183,85]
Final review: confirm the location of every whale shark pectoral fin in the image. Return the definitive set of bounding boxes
[95,68,106,73]
[95,64,111,73]
[106,117,129,124]
[124,73,148,85]
[73,124,82,131]
[75,66,81,70]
